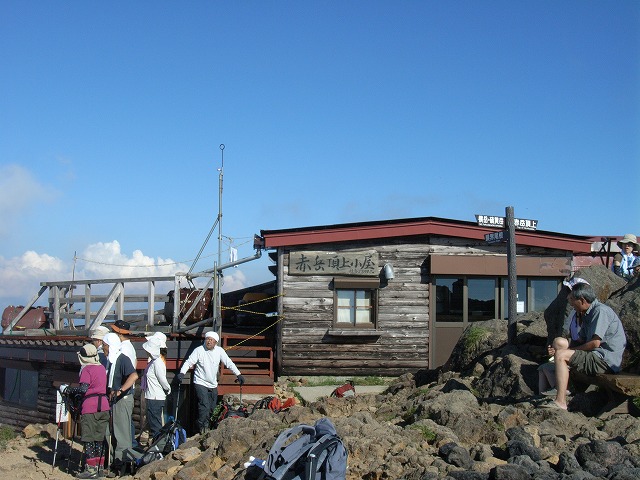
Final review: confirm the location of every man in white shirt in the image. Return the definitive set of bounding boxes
[111,320,138,370]
[177,331,244,434]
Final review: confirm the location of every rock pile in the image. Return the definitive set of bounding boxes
[128,266,640,480]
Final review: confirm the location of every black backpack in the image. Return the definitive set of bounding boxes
[258,417,347,480]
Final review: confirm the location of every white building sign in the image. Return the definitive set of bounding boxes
[475,215,538,231]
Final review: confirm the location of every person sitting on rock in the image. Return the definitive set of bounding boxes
[538,277,588,395]
[546,282,626,410]
[612,234,639,281]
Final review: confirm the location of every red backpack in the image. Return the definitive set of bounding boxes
[330,380,355,398]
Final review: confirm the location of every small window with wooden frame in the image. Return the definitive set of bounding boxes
[333,277,380,329]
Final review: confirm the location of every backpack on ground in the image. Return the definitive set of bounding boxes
[213,400,248,428]
[258,417,347,480]
[330,380,355,398]
[251,396,297,415]
[123,417,187,473]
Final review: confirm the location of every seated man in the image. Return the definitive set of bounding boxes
[547,282,626,410]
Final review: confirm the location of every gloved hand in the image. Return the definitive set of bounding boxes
[176,373,184,384]
[236,375,245,386]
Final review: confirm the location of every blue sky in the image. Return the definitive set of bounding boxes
[1,1,639,308]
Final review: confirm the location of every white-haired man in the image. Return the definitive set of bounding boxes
[176,331,244,434]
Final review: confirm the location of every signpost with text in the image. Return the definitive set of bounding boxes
[476,209,536,344]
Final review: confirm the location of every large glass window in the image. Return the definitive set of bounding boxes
[435,278,463,322]
[468,278,496,321]
[530,279,559,312]
[503,279,527,318]
[435,276,560,323]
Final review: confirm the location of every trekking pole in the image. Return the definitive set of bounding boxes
[106,397,114,475]
[174,384,181,420]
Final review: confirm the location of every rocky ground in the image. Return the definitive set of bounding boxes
[4,265,639,480]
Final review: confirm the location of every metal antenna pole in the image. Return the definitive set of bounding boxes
[216,144,225,331]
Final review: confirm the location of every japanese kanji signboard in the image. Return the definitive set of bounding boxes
[289,250,379,276]
[475,214,538,231]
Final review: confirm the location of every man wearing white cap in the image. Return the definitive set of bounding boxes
[176,331,244,434]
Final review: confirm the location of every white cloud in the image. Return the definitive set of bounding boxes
[220,269,247,293]
[0,240,250,308]
[0,164,59,237]
[0,251,67,299]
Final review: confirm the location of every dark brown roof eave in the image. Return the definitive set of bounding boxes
[261,216,596,253]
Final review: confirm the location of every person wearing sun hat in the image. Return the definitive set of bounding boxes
[110,320,137,372]
[90,325,110,368]
[64,344,110,479]
[176,331,245,434]
[141,336,171,439]
[102,332,138,475]
[145,331,168,349]
[612,234,639,281]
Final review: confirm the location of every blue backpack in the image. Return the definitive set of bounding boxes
[258,417,347,480]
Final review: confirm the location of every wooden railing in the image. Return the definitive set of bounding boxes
[219,333,275,394]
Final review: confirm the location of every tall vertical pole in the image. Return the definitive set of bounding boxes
[506,206,517,344]
[216,144,225,333]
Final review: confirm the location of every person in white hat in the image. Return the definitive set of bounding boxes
[141,336,171,439]
[612,234,639,280]
[176,331,244,434]
[145,331,168,349]
[90,325,110,368]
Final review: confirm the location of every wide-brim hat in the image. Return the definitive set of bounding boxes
[617,233,639,251]
[111,320,131,334]
[143,337,161,358]
[562,276,590,290]
[145,331,167,348]
[91,325,110,341]
[78,343,100,366]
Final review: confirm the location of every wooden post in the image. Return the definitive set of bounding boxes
[506,206,517,344]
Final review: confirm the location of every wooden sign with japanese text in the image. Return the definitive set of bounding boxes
[289,250,379,276]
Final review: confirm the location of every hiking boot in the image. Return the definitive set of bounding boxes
[76,465,99,479]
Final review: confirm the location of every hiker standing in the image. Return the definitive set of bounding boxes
[102,332,138,476]
[110,320,137,370]
[90,325,110,368]
[141,335,171,439]
[64,343,110,479]
[176,331,244,434]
